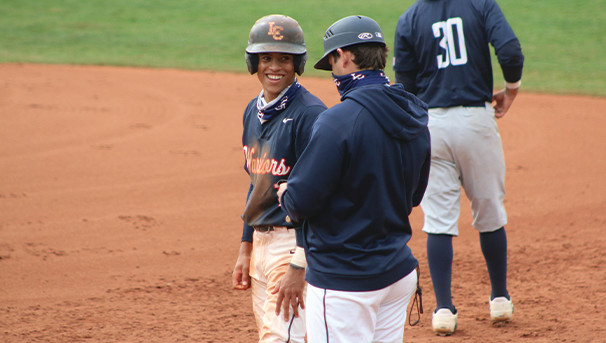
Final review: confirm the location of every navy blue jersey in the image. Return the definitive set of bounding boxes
[240,84,326,242]
[281,83,431,291]
[394,0,523,107]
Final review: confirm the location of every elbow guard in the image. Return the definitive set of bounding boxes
[497,39,524,83]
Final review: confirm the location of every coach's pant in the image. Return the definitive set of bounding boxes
[250,227,306,343]
[306,270,417,343]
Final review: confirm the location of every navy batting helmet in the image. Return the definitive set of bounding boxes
[314,15,386,71]
[245,15,307,75]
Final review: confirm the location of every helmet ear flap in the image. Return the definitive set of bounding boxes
[246,53,259,74]
[294,53,307,75]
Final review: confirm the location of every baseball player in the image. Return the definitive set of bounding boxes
[231,14,327,343]
[393,0,524,336]
[276,15,431,342]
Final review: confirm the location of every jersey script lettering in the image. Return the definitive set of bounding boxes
[243,146,291,176]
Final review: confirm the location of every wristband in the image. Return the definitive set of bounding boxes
[290,246,307,269]
[505,80,521,89]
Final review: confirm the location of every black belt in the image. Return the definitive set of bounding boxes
[253,226,292,232]
[463,101,487,107]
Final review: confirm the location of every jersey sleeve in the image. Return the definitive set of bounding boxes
[241,223,254,242]
[282,109,346,222]
[412,145,431,206]
[240,98,258,241]
[395,71,419,94]
[482,0,524,82]
[241,99,257,175]
[483,0,518,51]
[241,183,255,242]
[496,40,524,83]
[393,11,420,74]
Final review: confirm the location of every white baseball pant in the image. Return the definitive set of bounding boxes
[250,227,306,342]
[306,269,417,343]
[422,103,508,235]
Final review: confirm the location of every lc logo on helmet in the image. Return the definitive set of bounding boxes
[268,22,284,40]
[358,32,373,40]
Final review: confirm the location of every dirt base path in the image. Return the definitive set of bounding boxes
[1,64,605,342]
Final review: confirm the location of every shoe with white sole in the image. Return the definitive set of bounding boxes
[489,296,513,323]
[432,308,458,336]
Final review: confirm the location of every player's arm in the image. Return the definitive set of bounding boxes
[493,39,524,118]
[393,12,420,94]
[395,71,419,94]
[233,184,255,290]
[485,0,524,118]
[232,239,252,290]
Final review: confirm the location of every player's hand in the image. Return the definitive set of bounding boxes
[273,265,306,321]
[232,241,252,290]
[492,87,518,118]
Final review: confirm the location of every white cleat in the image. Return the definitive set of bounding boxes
[432,308,458,336]
[489,296,513,324]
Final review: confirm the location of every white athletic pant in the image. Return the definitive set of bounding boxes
[250,227,306,343]
[422,103,508,235]
[306,269,417,343]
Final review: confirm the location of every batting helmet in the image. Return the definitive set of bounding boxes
[245,15,307,75]
[314,15,386,71]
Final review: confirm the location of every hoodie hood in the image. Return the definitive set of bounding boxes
[343,83,428,141]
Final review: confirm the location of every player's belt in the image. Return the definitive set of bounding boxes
[253,226,291,232]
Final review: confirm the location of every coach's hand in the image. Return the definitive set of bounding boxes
[276,182,288,207]
[274,265,306,321]
[232,241,252,290]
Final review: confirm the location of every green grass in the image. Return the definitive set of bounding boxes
[1,0,605,96]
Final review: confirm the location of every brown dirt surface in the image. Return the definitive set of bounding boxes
[1,63,605,342]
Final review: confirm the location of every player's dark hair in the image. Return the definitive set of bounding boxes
[331,43,388,70]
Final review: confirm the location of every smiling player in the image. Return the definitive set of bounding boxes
[231,14,327,343]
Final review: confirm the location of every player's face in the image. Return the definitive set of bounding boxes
[329,49,347,76]
[257,53,296,102]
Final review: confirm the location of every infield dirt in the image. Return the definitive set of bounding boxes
[1,64,605,342]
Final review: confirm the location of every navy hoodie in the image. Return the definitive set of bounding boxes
[281,82,431,291]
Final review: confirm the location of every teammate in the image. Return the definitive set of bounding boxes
[231,14,327,343]
[393,0,524,336]
[276,15,430,342]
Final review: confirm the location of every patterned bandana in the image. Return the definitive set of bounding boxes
[257,80,301,122]
[332,70,390,96]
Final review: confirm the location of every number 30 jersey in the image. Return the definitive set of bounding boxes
[393,0,523,108]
